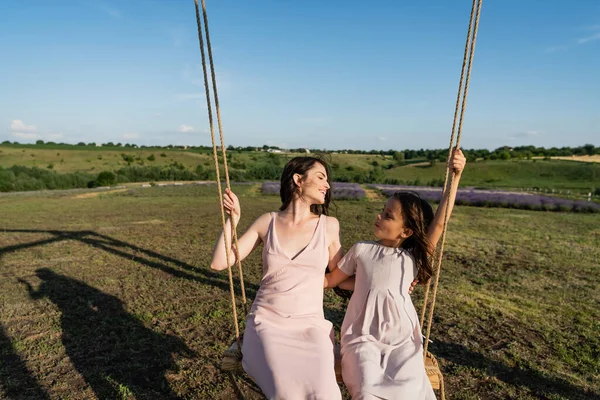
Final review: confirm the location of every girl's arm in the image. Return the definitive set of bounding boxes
[210,189,269,271]
[324,267,351,288]
[336,276,355,291]
[427,148,466,251]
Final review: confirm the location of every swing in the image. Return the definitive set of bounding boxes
[193,0,483,399]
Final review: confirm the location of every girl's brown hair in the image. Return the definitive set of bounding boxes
[391,191,435,282]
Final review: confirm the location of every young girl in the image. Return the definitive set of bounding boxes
[325,148,466,400]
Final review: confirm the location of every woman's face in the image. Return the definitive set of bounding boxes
[295,162,330,204]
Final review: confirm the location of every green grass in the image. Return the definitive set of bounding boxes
[2,145,599,194]
[0,185,599,399]
[0,146,214,174]
[383,159,600,191]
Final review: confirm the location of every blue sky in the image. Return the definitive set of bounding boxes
[1,0,599,150]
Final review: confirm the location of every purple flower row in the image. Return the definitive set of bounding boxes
[368,184,600,213]
[261,182,365,200]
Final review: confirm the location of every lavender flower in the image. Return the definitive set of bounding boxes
[368,184,600,213]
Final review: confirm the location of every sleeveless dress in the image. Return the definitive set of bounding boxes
[241,213,342,400]
[338,241,436,400]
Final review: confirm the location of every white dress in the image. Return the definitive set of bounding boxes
[338,241,436,400]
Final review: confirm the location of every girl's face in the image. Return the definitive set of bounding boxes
[294,162,330,205]
[374,198,413,243]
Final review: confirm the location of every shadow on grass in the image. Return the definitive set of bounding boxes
[1,229,345,399]
[0,324,50,400]
[20,268,194,399]
[434,340,598,400]
[0,229,258,300]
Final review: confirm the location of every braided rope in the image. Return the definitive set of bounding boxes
[193,0,242,348]
[423,0,483,357]
[200,0,248,312]
[420,0,477,332]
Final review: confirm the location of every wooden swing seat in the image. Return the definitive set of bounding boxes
[221,340,443,390]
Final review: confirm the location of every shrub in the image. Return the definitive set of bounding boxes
[96,171,117,187]
[247,163,282,180]
[121,153,134,164]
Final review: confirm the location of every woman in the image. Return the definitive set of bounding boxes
[211,156,343,399]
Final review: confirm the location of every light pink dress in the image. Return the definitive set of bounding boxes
[338,241,436,400]
[241,212,342,400]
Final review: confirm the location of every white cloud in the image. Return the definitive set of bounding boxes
[582,24,600,31]
[545,24,600,53]
[509,130,542,140]
[123,132,140,139]
[577,32,600,44]
[544,45,568,54]
[12,131,40,140]
[377,136,386,141]
[178,124,196,133]
[8,119,65,141]
[10,119,37,133]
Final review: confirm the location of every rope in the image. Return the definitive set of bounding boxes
[421,0,477,331]
[200,0,248,312]
[423,0,482,357]
[193,0,242,348]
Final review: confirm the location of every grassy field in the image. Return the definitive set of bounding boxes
[0,147,214,174]
[0,185,599,399]
[1,145,599,193]
[383,159,600,191]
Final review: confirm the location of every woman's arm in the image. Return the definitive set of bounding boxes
[326,216,344,272]
[323,217,354,289]
[427,148,466,252]
[210,189,269,271]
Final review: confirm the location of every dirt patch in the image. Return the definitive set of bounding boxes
[364,188,384,200]
[405,161,431,167]
[532,155,600,163]
[132,219,165,225]
[72,189,128,199]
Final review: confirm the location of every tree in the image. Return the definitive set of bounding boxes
[36,140,44,145]
[95,171,116,187]
[393,151,405,164]
[583,143,596,156]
